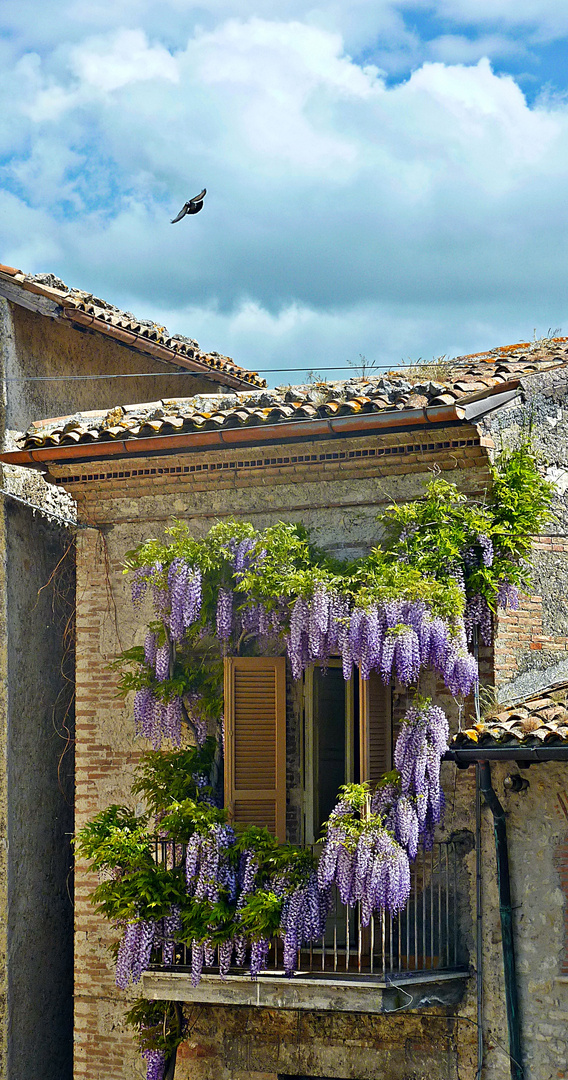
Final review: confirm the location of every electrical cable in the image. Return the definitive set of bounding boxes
[0,488,87,528]
[2,366,395,381]
[0,354,563,382]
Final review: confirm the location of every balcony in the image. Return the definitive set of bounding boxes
[142,840,470,1014]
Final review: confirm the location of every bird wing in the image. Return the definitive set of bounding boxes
[171,203,189,224]
[189,188,206,204]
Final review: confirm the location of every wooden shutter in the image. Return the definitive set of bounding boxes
[224,656,287,842]
[359,671,392,785]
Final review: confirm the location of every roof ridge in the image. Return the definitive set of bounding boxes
[0,263,265,391]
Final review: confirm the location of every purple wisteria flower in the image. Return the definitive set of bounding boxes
[142,1048,167,1080]
[281,872,331,976]
[478,534,494,567]
[250,937,270,978]
[115,920,156,988]
[497,579,520,611]
[131,567,149,605]
[216,588,233,645]
[464,594,492,646]
[394,701,449,846]
[155,643,170,682]
[144,631,158,667]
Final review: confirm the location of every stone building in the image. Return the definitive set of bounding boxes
[0,261,262,1080]
[4,333,568,1080]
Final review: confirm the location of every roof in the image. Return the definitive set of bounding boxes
[14,336,568,451]
[455,686,568,748]
[0,263,265,391]
[448,682,568,762]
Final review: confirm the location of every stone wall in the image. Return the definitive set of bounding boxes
[5,501,75,1080]
[484,368,568,699]
[64,426,486,1080]
[2,298,225,432]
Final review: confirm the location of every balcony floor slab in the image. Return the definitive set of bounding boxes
[142,969,470,1013]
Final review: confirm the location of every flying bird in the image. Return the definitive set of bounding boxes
[171,189,207,223]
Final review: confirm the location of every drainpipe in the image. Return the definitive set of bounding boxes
[472,630,484,1080]
[478,760,524,1080]
[164,1002,184,1080]
[475,763,483,1080]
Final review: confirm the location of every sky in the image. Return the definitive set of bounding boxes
[1,1,568,385]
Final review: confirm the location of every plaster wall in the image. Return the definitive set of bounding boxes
[0,292,237,1079]
[2,299,230,433]
[5,501,75,1080]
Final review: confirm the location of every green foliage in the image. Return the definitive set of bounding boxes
[237,890,283,941]
[74,805,151,872]
[319,782,388,846]
[132,742,216,814]
[92,863,187,923]
[488,442,554,583]
[381,478,491,573]
[113,647,223,711]
[124,998,183,1057]
[379,446,553,609]
[159,798,227,843]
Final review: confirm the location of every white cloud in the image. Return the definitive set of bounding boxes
[427,0,568,40]
[426,33,525,65]
[2,15,568,387]
[69,28,179,93]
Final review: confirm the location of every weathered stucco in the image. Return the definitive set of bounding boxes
[3,299,223,432]
[5,502,75,1080]
[0,286,247,1079]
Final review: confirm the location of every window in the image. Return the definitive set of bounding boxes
[223,656,392,845]
[304,662,392,844]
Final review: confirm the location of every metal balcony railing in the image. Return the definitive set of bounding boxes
[150,840,464,979]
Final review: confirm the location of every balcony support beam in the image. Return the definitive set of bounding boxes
[142,969,469,1014]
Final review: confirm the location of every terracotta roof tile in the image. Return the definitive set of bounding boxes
[12,333,568,450]
[452,683,568,749]
[0,264,265,390]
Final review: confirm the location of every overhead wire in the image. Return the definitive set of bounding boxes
[3,365,394,381]
[0,355,562,383]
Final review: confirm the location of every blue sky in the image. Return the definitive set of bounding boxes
[1,1,568,386]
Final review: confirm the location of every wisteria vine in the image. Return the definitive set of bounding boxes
[79,448,552,1079]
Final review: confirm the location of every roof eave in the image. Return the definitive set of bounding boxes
[445,745,568,764]
[59,308,260,391]
[0,402,472,469]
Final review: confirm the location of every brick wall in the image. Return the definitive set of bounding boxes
[494,536,568,690]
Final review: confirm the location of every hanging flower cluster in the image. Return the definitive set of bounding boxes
[317,796,411,924]
[281,871,331,975]
[115,908,182,990]
[319,698,450,922]
[393,700,449,847]
[286,590,477,695]
[142,1049,167,1080]
[123,523,478,756]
